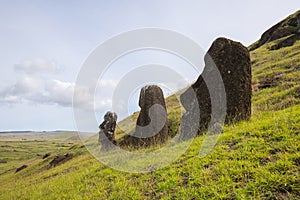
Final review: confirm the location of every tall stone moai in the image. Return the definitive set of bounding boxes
[180,37,251,136]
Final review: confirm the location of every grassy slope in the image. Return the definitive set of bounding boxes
[0,131,92,141]
[0,39,300,199]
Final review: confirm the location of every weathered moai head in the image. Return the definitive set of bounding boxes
[180,37,251,135]
[103,111,118,124]
[133,85,168,147]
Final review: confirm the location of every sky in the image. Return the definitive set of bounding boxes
[0,1,299,131]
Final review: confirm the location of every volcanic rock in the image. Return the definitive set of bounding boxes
[49,153,73,167]
[42,153,51,159]
[15,165,27,173]
[250,10,300,51]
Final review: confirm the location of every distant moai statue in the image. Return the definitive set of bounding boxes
[132,85,168,147]
[180,37,251,136]
[98,111,117,151]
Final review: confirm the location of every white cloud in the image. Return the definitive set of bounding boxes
[0,71,117,115]
[13,75,44,94]
[1,95,18,103]
[74,79,118,111]
[14,58,60,74]
[1,58,119,113]
[45,79,75,106]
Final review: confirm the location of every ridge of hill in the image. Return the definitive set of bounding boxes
[1,11,300,199]
[249,10,300,51]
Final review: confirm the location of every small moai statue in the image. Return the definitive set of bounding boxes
[98,111,117,151]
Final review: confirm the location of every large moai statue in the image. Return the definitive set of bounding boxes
[180,37,251,136]
[132,85,168,147]
[98,111,118,151]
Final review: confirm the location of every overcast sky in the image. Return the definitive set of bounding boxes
[0,1,299,131]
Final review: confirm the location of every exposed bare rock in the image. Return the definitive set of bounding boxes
[15,165,27,173]
[42,153,51,159]
[270,34,300,50]
[49,153,73,167]
[250,10,300,51]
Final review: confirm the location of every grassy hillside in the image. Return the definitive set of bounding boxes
[251,37,300,112]
[0,131,93,141]
[0,107,299,199]
[1,32,300,200]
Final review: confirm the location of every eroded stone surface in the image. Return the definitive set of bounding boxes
[132,85,168,147]
[180,37,251,136]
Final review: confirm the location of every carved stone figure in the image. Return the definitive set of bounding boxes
[180,37,251,137]
[98,111,117,151]
[132,85,168,147]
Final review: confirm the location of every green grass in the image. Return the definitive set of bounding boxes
[251,39,300,112]
[0,105,299,199]
[0,131,92,141]
[0,35,300,199]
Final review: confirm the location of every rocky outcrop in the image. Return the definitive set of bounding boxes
[15,165,27,173]
[42,153,51,159]
[49,153,73,167]
[250,10,300,51]
[270,34,300,50]
[180,37,251,136]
